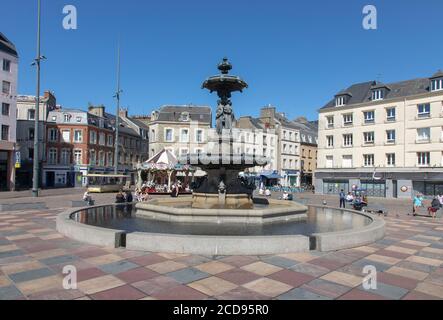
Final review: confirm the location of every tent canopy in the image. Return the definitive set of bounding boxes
[142,149,194,171]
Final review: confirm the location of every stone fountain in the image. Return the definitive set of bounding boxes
[135,58,308,223]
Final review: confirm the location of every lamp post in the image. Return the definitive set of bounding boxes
[32,0,46,197]
[114,42,122,175]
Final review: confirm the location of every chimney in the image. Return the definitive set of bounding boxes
[119,107,128,118]
[260,105,276,127]
[88,104,105,117]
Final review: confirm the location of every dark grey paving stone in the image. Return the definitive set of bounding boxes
[424,231,443,238]
[352,259,391,272]
[0,286,23,300]
[417,251,443,260]
[357,282,408,300]
[0,238,11,245]
[261,256,300,268]
[98,260,139,274]
[0,231,25,237]
[376,239,397,246]
[0,250,25,259]
[277,287,332,300]
[9,268,55,283]
[166,268,210,284]
[40,255,79,266]
[429,242,443,249]
[290,263,330,277]
[304,279,351,297]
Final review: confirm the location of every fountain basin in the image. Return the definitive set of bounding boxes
[56,203,385,255]
[135,197,308,224]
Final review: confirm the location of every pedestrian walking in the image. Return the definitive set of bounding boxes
[339,189,346,208]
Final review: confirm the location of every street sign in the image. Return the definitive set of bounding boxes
[15,151,21,169]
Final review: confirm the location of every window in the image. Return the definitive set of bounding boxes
[343,134,353,147]
[51,115,57,121]
[2,81,11,94]
[363,154,375,167]
[417,104,431,118]
[74,130,83,143]
[1,103,9,116]
[2,59,11,72]
[386,153,396,166]
[150,129,155,142]
[326,135,334,148]
[326,156,333,168]
[180,148,188,156]
[326,116,334,128]
[61,149,70,165]
[98,152,105,166]
[76,116,82,123]
[335,96,346,106]
[363,132,375,144]
[180,129,189,142]
[89,150,96,165]
[27,109,35,120]
[342,155,353,168]
[343,114,353,125]
[417,128,430,142]
[1,125,9,140]
[107,135,113,146]
[62,130,70,142]
[417,152,430,166]
[180,112,189,121]
[289,132,293,141]
[372,89,383,101]
[431,79,443,91]
[89,131,97,144]
[48,148,57,165]
[99,132,105,146]
[386,107,396,121]
[48,128,58,142]
[165,129,173,142]
[107,152,113,167]
[28,128,35,141]
[63,114,70,122]
[364,111,375,123]
[74,150,82,165]
[195,129,203,143]
[386,130,396,143]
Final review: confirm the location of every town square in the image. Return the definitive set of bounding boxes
[0,0,443,307]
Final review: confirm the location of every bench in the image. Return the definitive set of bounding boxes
[0,202,47,212]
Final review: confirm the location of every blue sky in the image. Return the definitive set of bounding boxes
[2,0,443,121]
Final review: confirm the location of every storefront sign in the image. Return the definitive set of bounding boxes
[14,151,21,169]
[400,186,408,193]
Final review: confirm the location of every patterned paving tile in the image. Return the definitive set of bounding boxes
[260,256,300,268]
[365,254,402,266]
[338,288,387,300]
[195,261,234,275]
[147,261,187,274]
[377,272,419,290]
[188,277,237,296]
[290,262,330,277]
[16,275,64,296]
[218,256,259,267]
[386,266,428,281]
[216,268,262,285]
[39,254,79,266]
[415,282,443,299]
[0,285,24,300]
[166,268,210,284]
[128,254,167,266]
[351,259,391,272]
[9,268,55,283]
[132,276,180,296]
[403,290,442,300]
[152,285,208,300]
[77,275,125,295]
[241,261,282,276]
[90,284,146,300]
[242,278,292,298]
[357,282,408,300]
[76,267,107,282]
[301,279,352,299]
[309,257,347,270]
[98,260,139,274]
[216,286,269,300]
[115,267,159,284]
[277,287,332,300]
[267,269,315,288]
[320,271,363,288]
[406,255,442,267]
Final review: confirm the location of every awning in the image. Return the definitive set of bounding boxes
[260,172,283,179]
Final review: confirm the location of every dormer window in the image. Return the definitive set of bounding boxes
[431,78,443,92]
[335,96,346,107]
[180,112,190,121]
[371,89,384,101]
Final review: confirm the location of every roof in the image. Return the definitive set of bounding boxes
[153,105,212,123]
[129,117,149,130]
[104,113,140,136]
[322,72,443,110]
[0,32,18,57]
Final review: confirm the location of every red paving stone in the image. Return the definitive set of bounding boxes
[128,254,167,266]
[267,270,315,288]
[377,272,419,290]
[338,288,387,300]
[402,291,442,300]
[115,267,160,283]
[309,258,347,270]
[76,268,107,282]
[216,269,262,285]
[376,249,412,260]
[90,285,146,300]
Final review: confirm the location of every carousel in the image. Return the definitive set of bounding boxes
[137,149,201,194]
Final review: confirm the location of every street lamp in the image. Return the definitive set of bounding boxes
[32,0,46,197]
[113,42,122,175]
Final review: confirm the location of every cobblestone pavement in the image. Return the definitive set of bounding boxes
[0,193,442,300]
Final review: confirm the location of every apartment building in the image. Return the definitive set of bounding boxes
[316,71,443,198]
[292,117,318,186]
[234,116,279,175]
[0,33,18,191]
[16,91,57,189]
[142,105,212,158]
[43,109,115,187]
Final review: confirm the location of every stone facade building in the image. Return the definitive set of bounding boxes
[316,71,443,198]
[0,33,18,191]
